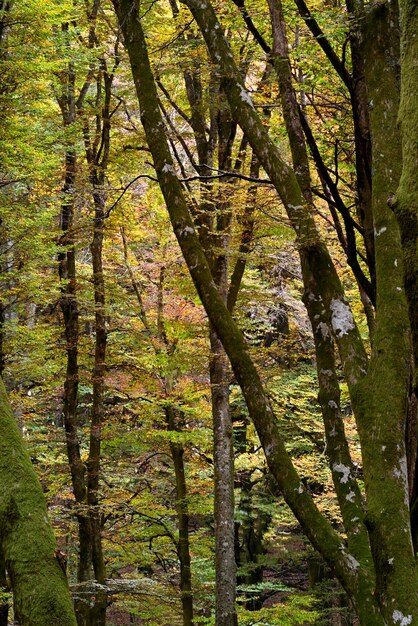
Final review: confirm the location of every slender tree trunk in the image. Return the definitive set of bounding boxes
[87,185,107,626]
[78,52,116,625]
[172,24,237,619]
[58,147,92,626]
[209,329,237,626]
[346,0,375,298]
[57,62,92,624]
[166,406,194,626]
[208,100,237,626]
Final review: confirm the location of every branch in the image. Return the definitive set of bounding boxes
[231,0,271,54]
[180,166,273,185]
[293,0,352,90]
[104,174,159,217]
[157,79,192,127]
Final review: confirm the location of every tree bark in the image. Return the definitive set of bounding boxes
[171,20,238,621]
[81,55,115,626]
[87,184,107,626]
[396,0,418,394]
[0,378,77,626]
[209,328,237,626]
[166,406,194,626]
[359,6,418,619]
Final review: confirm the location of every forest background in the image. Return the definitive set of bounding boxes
[1,0,418,624]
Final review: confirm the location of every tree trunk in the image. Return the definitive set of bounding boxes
[77,50,115,626]
[209,329,237,626]
[87,185,107,626]
[208,100,237,626]
[57,133,91,626]
[166,406,194,626]
[0,378,77,626]
[174,30,238,622]
[396,0,418,395]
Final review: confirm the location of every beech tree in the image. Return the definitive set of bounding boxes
[112,0,418,623]
[0,381,77,626]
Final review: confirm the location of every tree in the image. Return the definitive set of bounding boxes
[111,0,418,623]
[0,380,77,626]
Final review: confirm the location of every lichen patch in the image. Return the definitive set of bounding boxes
[392,610,412,625]
[333,463,351,484]
[330,299,355,338]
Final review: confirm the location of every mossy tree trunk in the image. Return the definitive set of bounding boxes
[397,0,418,400]
[0,8,12,624]
[0,379,77,626]
[359,3,418,619]
[395,0,418,555]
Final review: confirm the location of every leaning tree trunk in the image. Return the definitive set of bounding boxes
[0,378,77,626]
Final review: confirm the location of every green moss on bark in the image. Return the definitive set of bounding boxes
[0,379,76,626]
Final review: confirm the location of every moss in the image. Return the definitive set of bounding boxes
[0,379,76,625]
[355,5,418,620]
[396,0,418,389]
